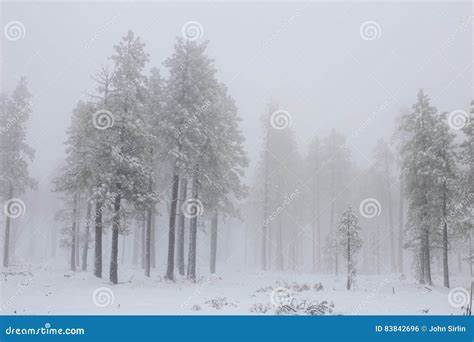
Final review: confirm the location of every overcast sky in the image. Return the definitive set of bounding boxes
[1,1,472,191]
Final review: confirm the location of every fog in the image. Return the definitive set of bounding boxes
[1,1,472,315]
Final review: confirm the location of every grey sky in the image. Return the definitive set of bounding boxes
[1,0,471,188]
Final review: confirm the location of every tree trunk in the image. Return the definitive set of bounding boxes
[133,220,139,266]
[312,177,316,272]
[141,219,145,269]
[423,229,432,285]
[145,208,152,277]
[165,167,180,280]
[187,168,199,281]
[398,181,404,273]
[109,188,121,284]
[346,220,351,290]
[386,180,396,273]
[316,175,321,272]
[150,211,156,268]
[94,200,103,278]
[2,185,13,268]
[177,178,188,275]
[470,231,473,279]
[81,201,92,271]
[262,145,269,271]
[71,194,78,272]
[75,221,80,267]
[145,176,153,277]
[442,185,450,288]
[277,216,284,271]
[419,247,425,284]
[210,209,218,274]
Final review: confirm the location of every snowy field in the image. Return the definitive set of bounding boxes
[1,265,469,315]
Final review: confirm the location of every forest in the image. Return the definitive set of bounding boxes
[1,2,472,315]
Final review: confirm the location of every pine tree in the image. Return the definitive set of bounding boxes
[321,129,351,274]
[306,136,322,272]
[430,111,458,288]
[373,139,396,272]
[162,39,245,280]
[0,78,36,268]
[398,89,440,285]
[337,206,362,290]
[101,31,157,284]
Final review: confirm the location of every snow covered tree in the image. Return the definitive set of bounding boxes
[373,139,396,272]
[430,111,457,288]
[143,67,165,277]
[162,38,246,280]
[103,30,157,284]
[337,206,362,290]
[398,89,440,285]
[255,100,303,272]
[458,101,474,277]
[320,129,351,274]
[53,99,106,276]
[161,39,220,280]
[306,136,322,272]
[0,78,36,267]
[196,84,248,274]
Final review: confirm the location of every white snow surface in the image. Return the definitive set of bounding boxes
[1,265,469,315]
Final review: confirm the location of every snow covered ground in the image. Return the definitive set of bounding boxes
[1,265,470,315]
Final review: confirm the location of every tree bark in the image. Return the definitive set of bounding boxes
[398,181,404,273]
[71,194,78,272]
[177,178,188,275]
[141,219,145,269]
[385,171,396,272]
[187,168,199,281]
[442,184,450,288]
[81,201,92,271]
[109,188,121,284]
[94,200,103,278]
[346,220,351,290]
[165,167,180,280]
[210,209,218,274]
[150,210,156,268]
[277,215,284,271]
[2,185,13,268]
[145,208,152,277]
[262,143,269,271]
[423,228,432,285]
